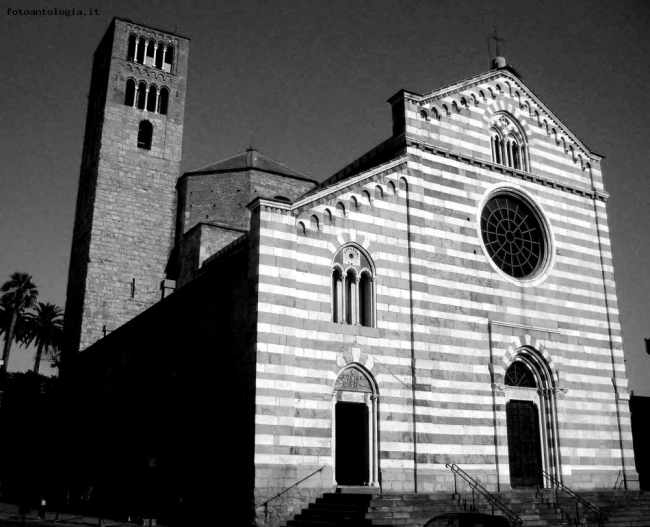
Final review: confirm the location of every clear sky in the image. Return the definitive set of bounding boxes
[1,0,649,394]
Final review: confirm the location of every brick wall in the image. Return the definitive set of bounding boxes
[177,169,316,236]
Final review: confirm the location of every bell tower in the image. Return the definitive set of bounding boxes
[65,18,190,352]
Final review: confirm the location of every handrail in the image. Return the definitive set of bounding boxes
[446,463,523,526]
[257,465,326,517]
[614,469,626,490]
[529,464,608,527]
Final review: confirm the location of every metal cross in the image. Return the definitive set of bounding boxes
[489,26,506,56]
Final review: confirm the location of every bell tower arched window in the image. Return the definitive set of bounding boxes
[332,245,375,327]
[137,120,153,150]
[490,114,529,171]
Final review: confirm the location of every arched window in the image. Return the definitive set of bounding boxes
[345,268,357,325]
[125,79,136,107]
[332,245,375,328]
[359,271,373,327]
[146,39,156,66]
[147,85,158,112]
[332,266,343,322]
[137,120,153,150]
[155,41,165,69]
[127,35,136,61]
[164,45,174,72]
[136,37,146,64]
[159,87,169,115]
[136,82,147,110]
[490,114,528,171]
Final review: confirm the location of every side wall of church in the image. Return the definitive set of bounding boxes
[248,77,634,525]
[69,244,257,525]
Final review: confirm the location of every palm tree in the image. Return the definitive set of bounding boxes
[22,303,64,374]
[0,273,38,374]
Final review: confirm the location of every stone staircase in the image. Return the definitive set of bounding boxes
[284,489,650,526]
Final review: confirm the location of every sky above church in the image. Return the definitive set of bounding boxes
[1,0,649,394]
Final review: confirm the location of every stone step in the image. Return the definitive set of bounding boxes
[283,489,650,527]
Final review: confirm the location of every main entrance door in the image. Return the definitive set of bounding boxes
[506,400,542,487]
[335,402,368,485]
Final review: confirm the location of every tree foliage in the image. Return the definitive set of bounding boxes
[0,273,38,374]
[22,302,64,374]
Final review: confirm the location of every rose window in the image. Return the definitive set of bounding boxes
[480,193,546,279]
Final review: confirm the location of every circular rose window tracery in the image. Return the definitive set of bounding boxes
[480,193,548,280]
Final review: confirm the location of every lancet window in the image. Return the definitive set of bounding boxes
[331,245,375,327]
[490,114,529,172]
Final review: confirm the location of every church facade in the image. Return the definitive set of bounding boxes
[64,18,638,527]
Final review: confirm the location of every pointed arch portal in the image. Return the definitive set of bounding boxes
[332,365,379,487]
[502,348,561,488]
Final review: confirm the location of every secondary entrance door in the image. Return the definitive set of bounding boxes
[335,402,369,485]
[506,400,542,487]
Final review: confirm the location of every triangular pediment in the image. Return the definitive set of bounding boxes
[413,68,600,163]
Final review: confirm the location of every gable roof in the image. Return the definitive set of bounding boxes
[182,147,317,183]
[410,66,602,160]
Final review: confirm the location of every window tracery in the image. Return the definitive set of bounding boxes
[490,114,529,171]
[331,245,375,327]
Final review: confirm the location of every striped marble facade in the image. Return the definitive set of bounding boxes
[251,69,637,519]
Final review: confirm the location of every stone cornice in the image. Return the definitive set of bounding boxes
[408,139,608,202]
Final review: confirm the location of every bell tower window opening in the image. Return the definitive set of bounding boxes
[136,36,146,64]
[331,245,375,328]
[137,120,153,150]
[155,41,164,69]
[164,45,174,73]
[127,35,173,73]
[146,85,157,112]
[125,79,136,107]
[127,34,136,61]
[159,88,169,115]
[136,82,147,110]
[145,39,155,66]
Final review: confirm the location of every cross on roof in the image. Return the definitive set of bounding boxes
[489,26,506,57]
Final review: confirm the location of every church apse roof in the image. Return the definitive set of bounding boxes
[181,147,318,184]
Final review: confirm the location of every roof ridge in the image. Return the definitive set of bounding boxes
[188,151,248,173]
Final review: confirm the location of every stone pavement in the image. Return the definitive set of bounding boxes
[0,502,137,527]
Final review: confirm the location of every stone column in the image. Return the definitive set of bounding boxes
[371,394,379,486]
